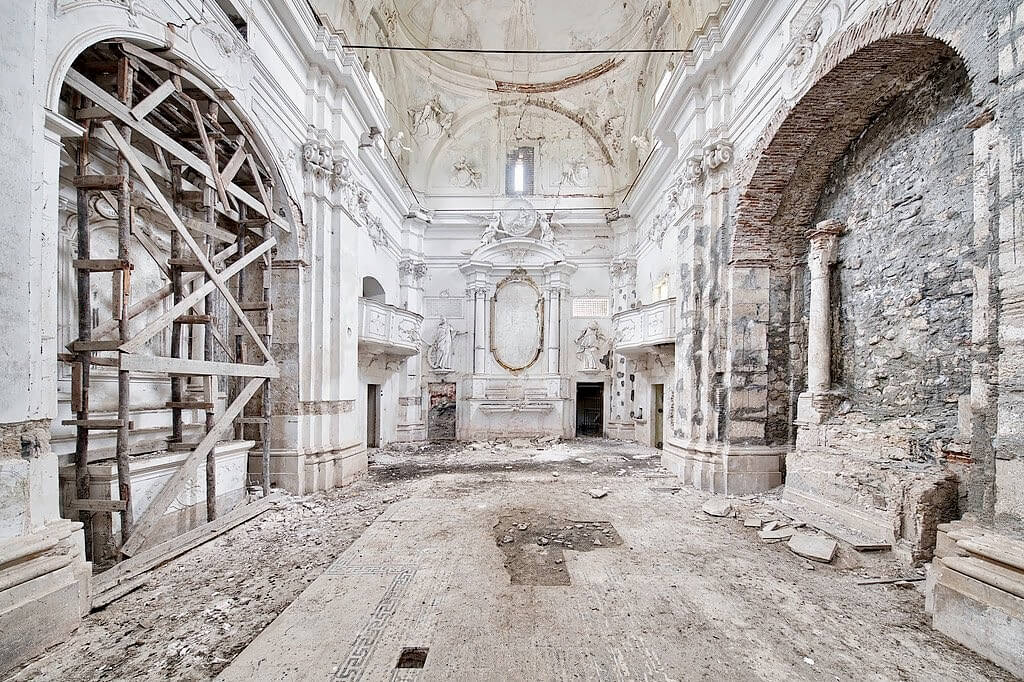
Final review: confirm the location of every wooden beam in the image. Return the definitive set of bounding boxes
[101,121,276,363]
[189,98,231,210]
[131,79,177,121]
[69,499,128,513]
[92,243,238,340]
[120,355,278,378]
[119,236,273,353]
[64,69,289,232]
[121,378,266,556]
[220,144,247,187]
[91,492,282,608]
[246,154,274,220]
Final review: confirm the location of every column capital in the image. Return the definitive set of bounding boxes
[808,218,844,242]
[808,219,843,265]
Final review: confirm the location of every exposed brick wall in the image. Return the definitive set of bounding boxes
[731,0,991,261]
[814,58,974,441]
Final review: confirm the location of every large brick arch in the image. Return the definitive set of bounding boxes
[732,0,975,260]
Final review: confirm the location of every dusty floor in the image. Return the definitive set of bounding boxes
[9,439,1016,681]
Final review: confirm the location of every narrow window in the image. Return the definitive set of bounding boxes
[506,146,535,195]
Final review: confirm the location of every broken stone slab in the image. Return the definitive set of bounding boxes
[701,499,734,518]
[759,526,797,542]
[588,489,609,499]
[788,534,838,563]
[576,458,594,465]
[762,520,782,532]
[510,438,533,448]
[743,517,763,529]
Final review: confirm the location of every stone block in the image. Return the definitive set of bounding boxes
[929,559,1024,678]
[787,534,838,563]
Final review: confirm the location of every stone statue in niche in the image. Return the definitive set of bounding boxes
[451,156,483,189]
[575,321,607,372]
[427,316,464,372]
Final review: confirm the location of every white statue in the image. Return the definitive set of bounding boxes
[409,95,454,139]
[575,321,606,371]
[480,212,506,247]
[631,133,651,158]
[451,156,482,189]
[538,213,555,243]
[388,131,410,162]
[428,316,462,371]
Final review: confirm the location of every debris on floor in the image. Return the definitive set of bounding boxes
[588,488,609,499]
[702,498,734,518]
[787,534,839,563]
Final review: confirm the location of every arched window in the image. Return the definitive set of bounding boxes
[361,276,386,303]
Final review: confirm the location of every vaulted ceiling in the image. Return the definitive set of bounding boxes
[310,1,729,200]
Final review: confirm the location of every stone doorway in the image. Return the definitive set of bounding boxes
[576,382,604,437]
[366,384,381,449]
[653,384,665,449]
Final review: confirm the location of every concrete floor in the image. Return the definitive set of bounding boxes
[216,440,1011,681]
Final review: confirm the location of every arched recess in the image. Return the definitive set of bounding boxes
[50,36,290,564]
[725,2,984,452]
[362,276,387,303]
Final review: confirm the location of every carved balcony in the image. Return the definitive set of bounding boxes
[612,298,677,358]
[357,298,423,358]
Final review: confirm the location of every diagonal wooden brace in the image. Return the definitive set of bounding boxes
[101,121,275,363]
[120,377,266,557]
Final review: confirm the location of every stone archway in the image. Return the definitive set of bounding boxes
[724,0,981,449]
[722,5,994,555]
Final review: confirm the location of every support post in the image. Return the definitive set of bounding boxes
[115,56,136,544]
[74,122,94,560]
[798,219,843,423]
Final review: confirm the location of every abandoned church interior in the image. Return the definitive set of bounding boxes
[2,0,1024,678]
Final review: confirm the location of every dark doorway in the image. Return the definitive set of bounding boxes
[428,383,457,442]
[366,384,381,448]
[653,383,665,449]
[576,382,604,437]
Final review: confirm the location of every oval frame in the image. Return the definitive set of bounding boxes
[489,268,545,372]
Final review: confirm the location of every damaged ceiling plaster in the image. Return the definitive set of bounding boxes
[310,1,727,198]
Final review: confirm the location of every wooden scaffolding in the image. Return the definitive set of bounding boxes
[58,42,286,560]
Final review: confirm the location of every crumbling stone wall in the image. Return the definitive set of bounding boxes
[813,57,974,448]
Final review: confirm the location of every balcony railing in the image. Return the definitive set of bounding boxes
[358,298,423,358]
[612,298,676,356]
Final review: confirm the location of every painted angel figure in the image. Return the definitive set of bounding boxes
[575,321,607,371]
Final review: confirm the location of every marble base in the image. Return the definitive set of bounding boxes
[926,524,1024,677]
[662,440,784,495]
[59,441,254,560]
[263,442,367,495]
[0,519,90,678]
